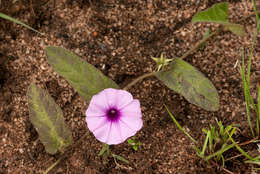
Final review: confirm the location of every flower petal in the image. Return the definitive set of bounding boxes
[120,99,142,117]
[85,88,143,145]
[119,99,143,132]
[86,116,107,131]
[86,104,106,117]
[92,121,111,143]
[103,88,133,109]
[120,116,143,132]
[105,122,123,145]
[89,90,109,111]
[119,119,142,141]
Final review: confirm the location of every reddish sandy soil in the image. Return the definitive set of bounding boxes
[0,0,259,173]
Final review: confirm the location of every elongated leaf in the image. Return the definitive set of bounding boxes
[45,46,119,102]
[27,83,73,154]
[192,2,229,24]
[156,59,219,111]
[0,12,43,35]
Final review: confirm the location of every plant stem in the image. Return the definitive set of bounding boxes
[123,72,156,90]
[179,29,219,60]
[123,28,219,91]
[252,0,259,26]
[44,158,61,174]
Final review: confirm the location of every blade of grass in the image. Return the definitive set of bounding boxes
[164,105,197,144]
[221,155,225,168]
[245,160,260,165]
[257,85,260,136]
[241,47,255,137]
[228,134,254,160]
[227,127,237,142]
[247,26,259,135]
[98,144,109,156]
[0,12,43,35]
[200,131,210,157]
[209,126,215,152]
[246,24,259,114]
[252,0,260,30]
[205,143,235,161]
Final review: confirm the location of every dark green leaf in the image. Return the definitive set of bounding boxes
[156,59,219,111]
[192,2,229,24]
[27,83,73,154]
[45,46,119,102]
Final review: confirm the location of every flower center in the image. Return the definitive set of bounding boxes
[107,108,120,121]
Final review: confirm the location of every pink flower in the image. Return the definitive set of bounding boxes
[85,88,143,145]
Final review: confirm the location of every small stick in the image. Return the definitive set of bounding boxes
[238,137,258,146]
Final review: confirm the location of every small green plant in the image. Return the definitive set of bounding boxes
[240,47,260,137]
[98,144,129,165]
[165,105,237,167]
[127,136,141,151]
[240,0,260,138]
[198,120,237,167]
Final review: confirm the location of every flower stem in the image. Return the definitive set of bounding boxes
[123,72,156,90]
[179,29,219,60]
[98,143,110,156]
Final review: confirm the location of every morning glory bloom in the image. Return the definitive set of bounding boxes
[86,88,143,145]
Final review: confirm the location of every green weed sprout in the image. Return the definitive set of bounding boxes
[98,144,129,165]
[127,136,142,151]
[201,120,237,167]
[165,105,237,167]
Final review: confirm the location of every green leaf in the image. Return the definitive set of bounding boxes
[225,23,245,36]
[0,12,43,35]
[192,3,245,36]
[98,144,110,156]
[45,46,119,102]
[192,2,229,24]
[156,59,219,111]
[127,139,135,145]
[27,83,73,154]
